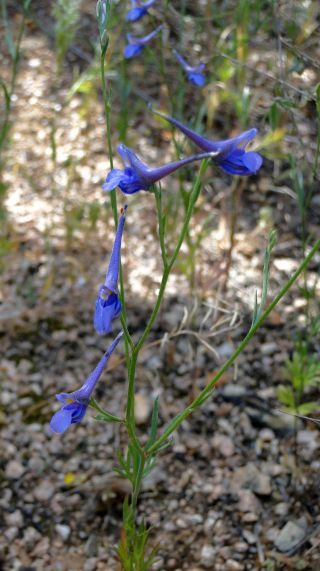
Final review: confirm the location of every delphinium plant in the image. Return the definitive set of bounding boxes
[49,1,320,568]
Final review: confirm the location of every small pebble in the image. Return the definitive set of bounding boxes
[242,512,259,523]
[275,520,307,553]
[55,524,71,541]
[274,502,289,516]
[5,460,25,479]
[225,560,244,570]
[5,510,23,527]
[33,480,55,502]
[200,545,216,568]
[23,526,41,549]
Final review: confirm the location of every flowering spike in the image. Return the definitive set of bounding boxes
[173,49,206,87]
[126,0,157,22]
[50,332,123,433]
[94,206,127,335]
[102,144,219,195]
[152,109,263,176]
[124,25,163,59]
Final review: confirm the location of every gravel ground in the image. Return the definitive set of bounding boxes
[1,3,320,570]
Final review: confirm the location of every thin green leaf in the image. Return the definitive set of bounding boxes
[251,230,277,328]
[276,385,295,409]
[0,80,10,110]
[296,402,319,416]
[94,412,122,423]
[90,398,122,423]
[145,397,159,450]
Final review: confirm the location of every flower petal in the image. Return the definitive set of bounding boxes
[94,293,122,335]
[124,44,143,59]
[188,72,206,87]
[50,408,73,433]
[126,7,147,21]
[65,402,87,423]
[242,151,263,173]
[102,169,125,191]
[218,149,263,175]
[55,393,71,404]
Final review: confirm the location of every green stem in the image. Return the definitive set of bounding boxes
[100,48,132,364]
[100,50,117,218]
[125,161,209,453]
[137,159,208,354]
[147,237,320,455]
[154,185,168,268]
[131,455,146,512]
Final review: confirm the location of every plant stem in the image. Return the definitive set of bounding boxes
[100,50,117,217]
[154,185,168,268]
[100,47,132,363]
[147,237,320,455]
[137,160,208,354]
[125,161,209,455]
[131,455,146,513]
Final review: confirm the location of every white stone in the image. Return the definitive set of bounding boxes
[200,545,216,568]
[5,460,25,479]
[55,524,71,541]
[275,520,307,553]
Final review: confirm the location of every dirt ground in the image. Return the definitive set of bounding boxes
[1,1,320,570]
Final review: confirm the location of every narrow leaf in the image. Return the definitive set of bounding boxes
[145,397,159,450]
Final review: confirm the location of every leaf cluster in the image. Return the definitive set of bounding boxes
[118,500,158,571]
[277,342,320,415]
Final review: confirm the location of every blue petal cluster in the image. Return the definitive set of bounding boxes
[173,49,206,87]
[50,332,123,433]
[126,0,157,22]
[103,144,219,195]
[124,26,163,59]
[94,287,122,335]
[94,206,127,335]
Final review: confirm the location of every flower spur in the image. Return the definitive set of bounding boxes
[152,109,263,176]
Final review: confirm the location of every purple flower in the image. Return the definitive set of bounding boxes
[124,25,163,59]
[173,49,206,87]
[94,206,127,335]
[50,332,123,433]
[102,144,219,195]
[126,0,157,22]
[154,111,263,176]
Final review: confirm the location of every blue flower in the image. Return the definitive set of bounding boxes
[153,110,263,176]
[94,206,127,335]
[173,49,206,87]
[124,25,163,59]
[102,144,219,195]
[126,0,157,22]
[50,332,123,433]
